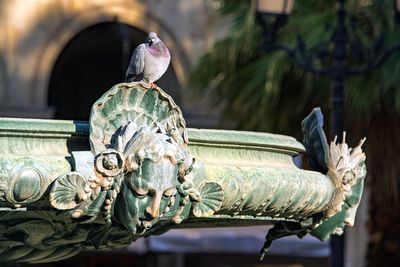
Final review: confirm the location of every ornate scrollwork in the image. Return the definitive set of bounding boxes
[0,86,368,264]
[46,83,215,234]
[260,108,367,259]
[85,82,207,234]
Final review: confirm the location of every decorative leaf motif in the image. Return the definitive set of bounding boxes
[324,133,366,219]
[50,172,91,210]
[192,182,223,217]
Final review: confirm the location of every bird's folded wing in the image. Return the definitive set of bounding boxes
[126,44,146,79]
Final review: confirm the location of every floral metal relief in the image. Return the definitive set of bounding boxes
[260,108,367,259]
[47,82,223,237]
[0,85,366,264]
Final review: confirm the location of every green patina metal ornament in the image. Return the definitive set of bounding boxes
[259,108,366,259]
[0,82,366,263]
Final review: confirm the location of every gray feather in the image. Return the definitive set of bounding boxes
[125,44,145,82]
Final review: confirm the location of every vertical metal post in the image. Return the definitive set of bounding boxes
[330,1,346,266]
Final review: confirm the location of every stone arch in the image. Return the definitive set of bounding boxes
[32,2,190,110]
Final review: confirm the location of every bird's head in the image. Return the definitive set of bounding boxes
[146,32,160,46]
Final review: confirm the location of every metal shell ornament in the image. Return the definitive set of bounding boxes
[192,182,223,217]
[89,82,188,155]
[50,172,91,210]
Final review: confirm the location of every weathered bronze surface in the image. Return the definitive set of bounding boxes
[0,82,366,263]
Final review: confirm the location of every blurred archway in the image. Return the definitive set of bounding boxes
[48,22,181,120]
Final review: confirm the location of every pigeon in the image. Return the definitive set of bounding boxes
[125,32,171,86]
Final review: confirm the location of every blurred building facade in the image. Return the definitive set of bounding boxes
[1,1,362,267]
[0,0,224,126]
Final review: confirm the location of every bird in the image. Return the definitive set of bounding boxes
[125,32,171,87]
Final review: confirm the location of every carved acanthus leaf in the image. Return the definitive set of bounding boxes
[324,133,366,219]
